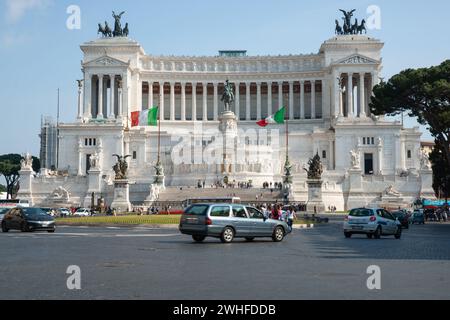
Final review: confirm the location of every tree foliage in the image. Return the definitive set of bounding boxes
[370,60,450,196]
[0,154,40,199]
[430,145,450,200]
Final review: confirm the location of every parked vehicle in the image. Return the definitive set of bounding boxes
[58,208,71,217]
[0,207,11,223]
[179,203,291,243]
[392,211,409,229]
[343,207,402,239]
[410,210,425,225]
[73,208,91,216]
[1,207,55,233]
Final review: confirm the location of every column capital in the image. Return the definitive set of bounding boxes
[169,81,176,86]
[300,80,305,84]
[277,81,283,86]
[256,81,262,86]
[180,81,187,86]
[159,81,165,86]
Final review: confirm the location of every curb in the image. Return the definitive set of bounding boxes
[58,223,315,230]
[57,223,180,229]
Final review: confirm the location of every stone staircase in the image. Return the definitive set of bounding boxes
[156,186,283,203]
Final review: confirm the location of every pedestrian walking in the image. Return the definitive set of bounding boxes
[287,206,295,231]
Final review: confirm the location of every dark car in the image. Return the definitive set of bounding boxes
[1,207,56,233]
[410,210,425,225]
[392,211,409,229]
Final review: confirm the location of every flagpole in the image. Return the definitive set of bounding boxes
[157,94,161,164]
[284,93,289,163]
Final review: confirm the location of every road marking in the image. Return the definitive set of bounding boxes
[115,233,181,237]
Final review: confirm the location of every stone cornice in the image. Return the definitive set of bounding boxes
[140,55,325,74]
[319,35,384,53]
[80,37,145,55]
[138,71,326,82]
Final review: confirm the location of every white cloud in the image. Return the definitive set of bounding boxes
[1,33,28,48]
[6,0,50,23]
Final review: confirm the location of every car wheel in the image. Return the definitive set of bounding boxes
[220,227,235,243]
[344,232,352,238]
[374,227,382,239]
[366,233,373,239]
[395,227,402,239]
[245,237,255,242]
[21,222,30,233]
[1,222,9,233]
[272,226,285,242]
[192,235,205,242]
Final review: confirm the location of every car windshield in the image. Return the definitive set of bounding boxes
[22,208,49,217]
[184,205,209,216]
[349,208,373,217]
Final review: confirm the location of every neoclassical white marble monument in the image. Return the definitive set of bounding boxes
[18,32,434,210]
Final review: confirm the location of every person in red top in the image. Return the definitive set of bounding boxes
[271,204,282,220]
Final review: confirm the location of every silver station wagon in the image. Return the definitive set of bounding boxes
[179,203,291,243]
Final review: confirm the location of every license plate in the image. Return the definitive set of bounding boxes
[352,226,363,230]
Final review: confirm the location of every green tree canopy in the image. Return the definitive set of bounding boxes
[370,60,450,197]
[0,154,40,199]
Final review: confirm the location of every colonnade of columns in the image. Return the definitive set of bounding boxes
[140,80,325,122]
[83,73,123,120]
[336,71,377,118]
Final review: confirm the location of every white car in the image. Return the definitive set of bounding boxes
[58,208,71,217]
[74,208,91,217]
[343,207,402,239]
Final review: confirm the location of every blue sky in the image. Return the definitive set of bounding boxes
[0,0,449,158]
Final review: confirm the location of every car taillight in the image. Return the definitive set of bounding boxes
[370,216,376,222]
[205,218,212,225]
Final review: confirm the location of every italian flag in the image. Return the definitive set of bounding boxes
[131,107,159,127]
[256,107,286,127]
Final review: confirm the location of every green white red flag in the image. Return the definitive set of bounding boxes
[131,106,159,127]
[256,107,286,127]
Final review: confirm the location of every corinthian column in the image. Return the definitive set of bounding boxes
[235,82,240,119]
[347,73,354,118]
[170,82,175,121]
[256,82,262,120]
[311,80,316,119]
[213,82,218,120]
[181,82,186,121]
[267,82,272,116]
[97,74,104,119]
[202,83,208,121]
[359,73,366,117]
[109,74,115,119]
[191,82,197,121]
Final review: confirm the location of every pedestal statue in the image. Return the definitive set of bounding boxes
[304,153,325,213]
[219,80,238,177]
[110,154,132,212]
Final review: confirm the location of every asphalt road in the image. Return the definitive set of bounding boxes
[0,222,450,300]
